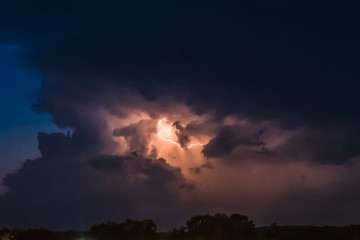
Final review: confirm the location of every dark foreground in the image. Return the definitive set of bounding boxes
[1,213,360,240]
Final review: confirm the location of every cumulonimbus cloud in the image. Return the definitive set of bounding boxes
[1,0,360,230]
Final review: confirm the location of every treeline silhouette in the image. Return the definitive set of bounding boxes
[1,213,360,240]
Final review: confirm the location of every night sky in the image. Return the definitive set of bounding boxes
[1,0,360,231]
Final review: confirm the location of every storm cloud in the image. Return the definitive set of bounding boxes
[1,0,360,230]
[0,132,195,230]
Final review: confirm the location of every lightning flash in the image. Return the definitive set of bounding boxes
[157,118,204,149]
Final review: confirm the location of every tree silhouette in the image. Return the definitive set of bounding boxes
[87,219,157,240]
[227,213,256,239]
[169,213,256,240]
[3,214,360,240]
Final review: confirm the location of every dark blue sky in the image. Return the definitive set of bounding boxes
[0,43,59,192]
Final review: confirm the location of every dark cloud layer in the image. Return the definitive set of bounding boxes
[1,1,359,126]
[202,126,264,158]
[1,0,360,230]
[278,125,360,165]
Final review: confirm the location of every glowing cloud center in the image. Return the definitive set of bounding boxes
[157,118,204,149]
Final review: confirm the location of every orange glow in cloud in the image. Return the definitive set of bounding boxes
[157,118,204,149]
